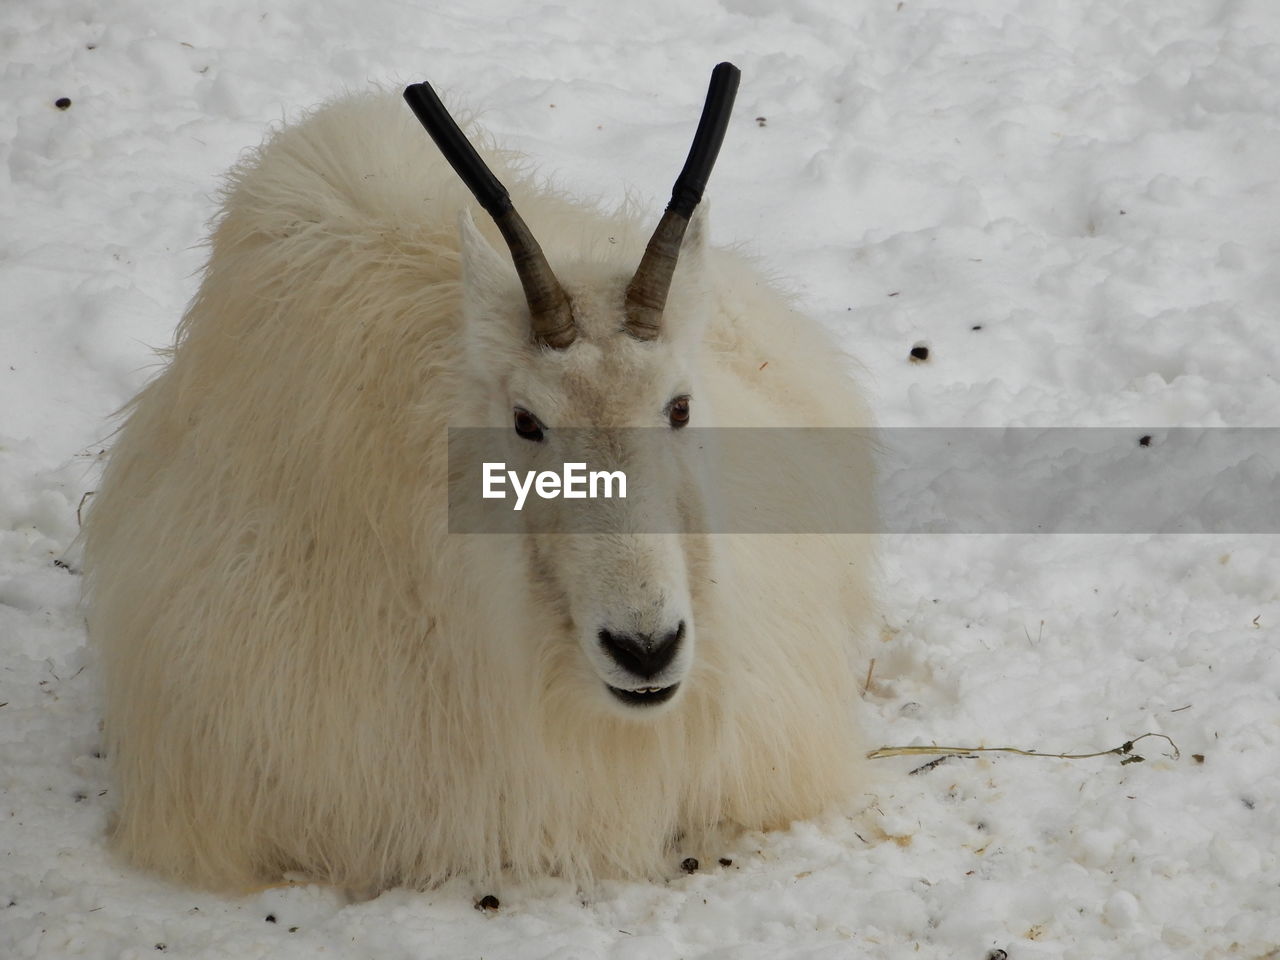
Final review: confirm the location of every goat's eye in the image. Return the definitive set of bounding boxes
[513,408,545,442]
[667,395,691,429]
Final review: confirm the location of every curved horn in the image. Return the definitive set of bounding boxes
[403,82,576,349]
[625,62,740,341]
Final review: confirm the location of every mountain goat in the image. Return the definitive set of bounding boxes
[82,64,876,894]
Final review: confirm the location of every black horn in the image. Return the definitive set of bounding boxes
[624,62,740,341]
[403,81,576,349]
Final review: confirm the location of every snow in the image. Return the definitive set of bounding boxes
[3,0,1279,957]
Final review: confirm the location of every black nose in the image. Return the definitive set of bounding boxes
[598,621,685,679]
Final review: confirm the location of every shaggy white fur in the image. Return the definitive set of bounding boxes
[81,90,877,894]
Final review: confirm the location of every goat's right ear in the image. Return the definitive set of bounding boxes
[457,207,529,354]
[458,207,512,297]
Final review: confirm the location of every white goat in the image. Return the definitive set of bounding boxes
[82,65,876,894]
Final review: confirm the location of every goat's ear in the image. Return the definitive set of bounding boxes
[458,207,512,301]
[664,200,712,341]
[457,207,526,347]
[683,199,709,269]
[672,199,710,294]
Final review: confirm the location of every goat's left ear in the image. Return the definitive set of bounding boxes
[680,200,710,278]
[663,201,712,342]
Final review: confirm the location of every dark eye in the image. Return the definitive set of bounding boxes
[667,395,690,429]
[513,407,545,442]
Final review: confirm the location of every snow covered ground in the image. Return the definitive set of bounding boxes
[3,0,1279,956]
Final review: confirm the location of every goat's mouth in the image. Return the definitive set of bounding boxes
[607,682,680,706]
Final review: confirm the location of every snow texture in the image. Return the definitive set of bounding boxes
[3,0,1279,957]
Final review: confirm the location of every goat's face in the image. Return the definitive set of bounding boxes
[457,208,716,717]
